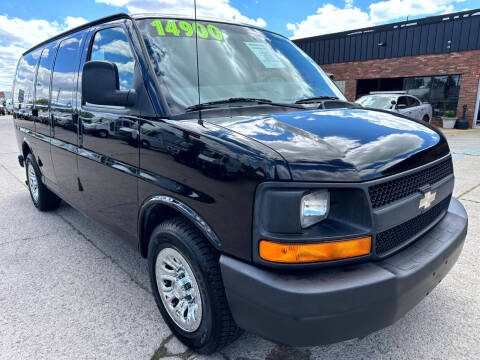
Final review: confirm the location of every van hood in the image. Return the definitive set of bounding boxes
[207,108,449,182]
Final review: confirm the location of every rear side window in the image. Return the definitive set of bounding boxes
[35,43,57,106]
[90,27,135,90]
[51,34,83,108]
[14,50,41,110]
[408,96,420,107]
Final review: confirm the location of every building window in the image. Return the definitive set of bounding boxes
[356,75,462,117]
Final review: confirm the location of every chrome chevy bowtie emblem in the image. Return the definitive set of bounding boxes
[419,191,436,210]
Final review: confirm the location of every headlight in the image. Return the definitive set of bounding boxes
[300,190,329,228]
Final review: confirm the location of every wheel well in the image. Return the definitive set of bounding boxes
[140,203,187,258]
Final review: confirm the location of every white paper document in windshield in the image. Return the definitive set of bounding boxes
[244,42,285,69]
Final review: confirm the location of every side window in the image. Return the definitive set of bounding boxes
[51,35,82,108]
[397,96,408,108]
[35,43,57,106]
[408,96,420,107]
[90,27,135,91]
[14,50,41,111]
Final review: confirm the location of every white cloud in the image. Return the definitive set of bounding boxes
[0,15,88,90]
[0,45,27,92]
[287,4,373,39]
[101,39,134,58]
[64,16,89,29]
[345,0,354,9]
[0,15,88,48]
[287,0,464,39]
[96,0,266,27]
[369,0,462,23]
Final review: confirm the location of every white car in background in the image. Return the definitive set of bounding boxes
[355,91,433,122]
[5,99,13,115]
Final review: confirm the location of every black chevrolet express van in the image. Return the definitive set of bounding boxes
[12,13,468,354]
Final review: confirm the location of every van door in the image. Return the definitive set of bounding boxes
[76,25,142,241]
[407,96,421,120]
[32,42,57,183]
[50,32,86,200]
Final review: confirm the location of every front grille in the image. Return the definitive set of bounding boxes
[375,196,451,255]
[368,157,453,209]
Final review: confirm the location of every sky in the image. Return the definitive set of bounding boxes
[0,0,478,90]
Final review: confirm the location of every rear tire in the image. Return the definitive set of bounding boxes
[148,217,241,354]
[25,153,61,211]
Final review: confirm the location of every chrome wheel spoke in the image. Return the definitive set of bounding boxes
[163,254,181,272]
[27,163,39,202]
[187,303,198,323]
[176,300,188,321]
[159,274,176,292]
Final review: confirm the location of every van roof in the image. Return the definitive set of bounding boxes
[24,13,131,56]
[24,12,284,56]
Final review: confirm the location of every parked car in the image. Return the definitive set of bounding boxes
[5,99,14,115]
[82,117,112,138]
[139,128,165,150]
[356,91,433,122]
[12,13,467,354]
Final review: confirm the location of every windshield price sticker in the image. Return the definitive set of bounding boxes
[151,19,224,40]
[244,42,285,69]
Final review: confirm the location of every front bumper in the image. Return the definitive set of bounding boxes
[220,197,468,346]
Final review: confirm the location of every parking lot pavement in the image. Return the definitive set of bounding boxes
[0,114,479,360]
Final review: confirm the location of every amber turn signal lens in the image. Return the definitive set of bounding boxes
[259,237,371,263]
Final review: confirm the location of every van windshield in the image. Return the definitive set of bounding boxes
[137,18,345,114]
[356,95,396,109]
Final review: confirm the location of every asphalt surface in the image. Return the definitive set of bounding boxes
[0,115,479,360]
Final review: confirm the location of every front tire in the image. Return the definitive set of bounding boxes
[422,114,430,122]
[148,217,241,354]
[25,153,61,211]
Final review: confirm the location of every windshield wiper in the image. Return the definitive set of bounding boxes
[295,96,339,104]
[185,97,304,112]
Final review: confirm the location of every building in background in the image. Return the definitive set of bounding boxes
[0,92,11,101]
[294,9,480,128]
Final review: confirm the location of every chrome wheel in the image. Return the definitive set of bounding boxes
[155,247,202,332]
[27,161,39,203]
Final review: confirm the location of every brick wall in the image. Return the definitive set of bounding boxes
[321,49,480,128]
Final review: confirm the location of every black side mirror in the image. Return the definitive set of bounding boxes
[391,99,396,105]
[82,61,136,107]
